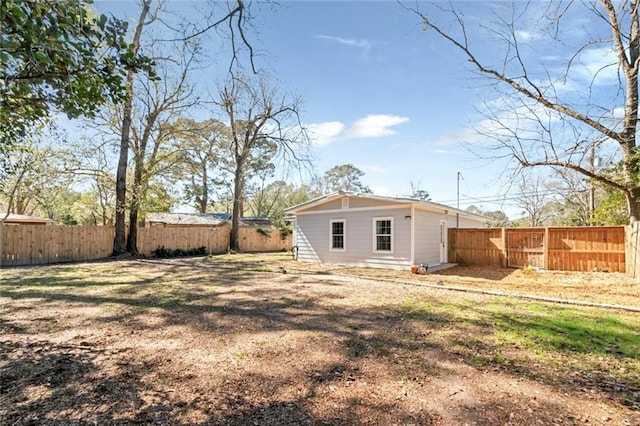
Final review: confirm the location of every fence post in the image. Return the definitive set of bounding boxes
[501,227,507,267]
[543,227,550,270]
[0,224,3,268]
[627,221,639,279]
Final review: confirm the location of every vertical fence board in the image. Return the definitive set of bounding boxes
[0,223,303,267]
[448,226,627,273]
[627,221,640,279]
[447,228,504,266]
[238,226,292,252]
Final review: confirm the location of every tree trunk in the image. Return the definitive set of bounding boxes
[199,162,208,213]
[230,166,244,252]
[126,163,144,254]
[127,208,139,254]
[112,0,151,256]
[113,103,132,255]
[627,187,640,223]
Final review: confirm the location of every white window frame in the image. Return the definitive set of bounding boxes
[372,216,393,253]
[329,219,346,252]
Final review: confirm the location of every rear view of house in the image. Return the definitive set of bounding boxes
[285,192,487,270]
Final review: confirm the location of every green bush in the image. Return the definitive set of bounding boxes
[152,246,207,258]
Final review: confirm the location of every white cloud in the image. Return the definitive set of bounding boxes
[316,34,373,51]
[515,30,539,42]
[575,47,619,84]
[435,128,480,145]
[345,114,409,139]
[361,164,395,174]
[307,121,345,146]
[306,114,409,146]
[370,185,394,196]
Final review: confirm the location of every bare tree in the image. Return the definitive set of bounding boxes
[408,180,430,201]
[113,0,255,255]
[125,40,201,253]
[515,173,558,227]
[113,0,152,255]
[215,75,309,251]
[409,1,640,223]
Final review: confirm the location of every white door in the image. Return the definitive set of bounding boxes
[439,220,447,263]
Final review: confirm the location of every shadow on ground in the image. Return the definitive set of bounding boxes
[1,258,638,424]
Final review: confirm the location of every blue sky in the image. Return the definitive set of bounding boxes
[251,1,479,204]
[92,1,618,218]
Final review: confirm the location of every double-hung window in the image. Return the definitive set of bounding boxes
[330,219,345,251]
[373,217,393,252]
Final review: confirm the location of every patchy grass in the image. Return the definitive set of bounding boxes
[401,294,640,380]
[1,254,639,425]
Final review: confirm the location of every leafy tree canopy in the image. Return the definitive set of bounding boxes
[323,164,372,194]
[0,0,154,148]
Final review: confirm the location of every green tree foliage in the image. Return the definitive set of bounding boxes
[248,180,314,225]
[0,0,152,148]
[465,205,510,227]
[322,164,372,194]
[170,119,228,213]
[0,134,74,218]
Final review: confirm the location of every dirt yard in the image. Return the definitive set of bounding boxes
[1,253,639,425]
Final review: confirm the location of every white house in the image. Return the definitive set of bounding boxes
[284,192,488,270]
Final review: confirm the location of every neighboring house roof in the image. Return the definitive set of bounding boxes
[0,213,55,225]
[146,213,274,227]
[146,213,229,226]
[238,217,273,227]
[284,191,488,223]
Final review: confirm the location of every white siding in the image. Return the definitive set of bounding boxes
[293,198,486,270]
[413,211,486,267]
[413,210,445,267]
[294,208,412,270]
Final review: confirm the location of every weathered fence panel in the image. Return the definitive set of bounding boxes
[0,224,293,267]
[448,226,627,273]
[627,221,640,279]
[448,228,504,266]
[0,225,114,267]
[238,226,291,252]
[546,226,625,272]
[506,228,545,268]
[137,226,231,256]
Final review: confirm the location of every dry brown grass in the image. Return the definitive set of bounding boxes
[1,253,638,425]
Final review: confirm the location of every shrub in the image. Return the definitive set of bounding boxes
[152,246,207,258]
[256,227,271,237]
[279,226,293,241]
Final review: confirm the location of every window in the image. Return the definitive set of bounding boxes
[373,217,393,252]
[330,220,345,251]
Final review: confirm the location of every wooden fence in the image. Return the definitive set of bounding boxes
[0,224,292,267]
[448,226,628,273]
[627,221,640,278]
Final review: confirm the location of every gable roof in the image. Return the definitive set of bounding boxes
[146,213,230,226]
[146,213,274,227]
[0,213,55,225]
[284,191,488,223]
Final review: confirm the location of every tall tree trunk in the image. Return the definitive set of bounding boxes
[627,187,640,223]
[126,158,145,254]
[230,166,244,251]
[113,0,151,256]
[199,162,208,213]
